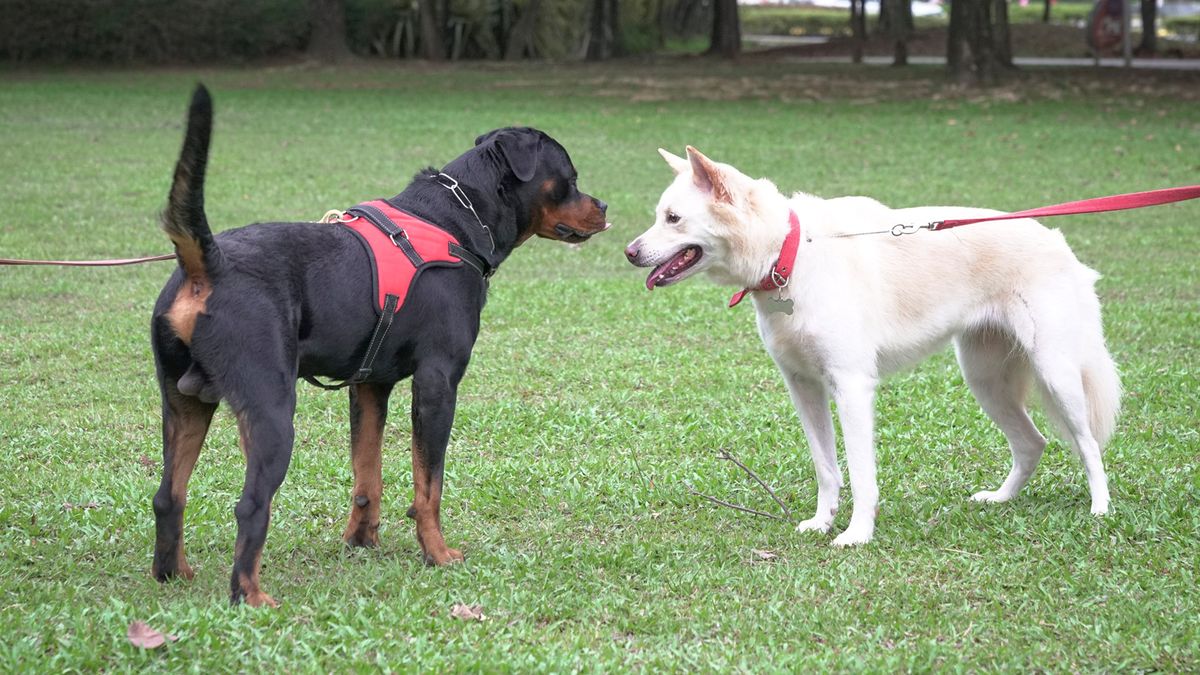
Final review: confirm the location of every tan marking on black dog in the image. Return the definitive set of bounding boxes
[519,179,608,244]
[165,277,211,345]
[343,385,385,548]
[407,440,463,566]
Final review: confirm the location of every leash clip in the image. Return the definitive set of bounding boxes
[890,222,931,237]
[320,209,356,224]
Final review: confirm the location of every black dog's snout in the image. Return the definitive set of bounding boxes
[594,198,608,214]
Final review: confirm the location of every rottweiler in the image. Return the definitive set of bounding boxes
[150,85,609,606]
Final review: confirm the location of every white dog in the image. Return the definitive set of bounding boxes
[625,147,1120,546]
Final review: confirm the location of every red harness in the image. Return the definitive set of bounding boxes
[304,199,488,390]
[340,200,485,313]
[728,210,801,308]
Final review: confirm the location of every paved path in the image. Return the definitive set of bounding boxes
[796,54,1200,70]
[743,34,1200,70]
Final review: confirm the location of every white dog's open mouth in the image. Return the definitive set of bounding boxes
[646,246,703,290]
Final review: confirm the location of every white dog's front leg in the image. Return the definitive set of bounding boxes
[783,373,841,534]
[830,375,879,547]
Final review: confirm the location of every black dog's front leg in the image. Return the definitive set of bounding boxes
[406,365,466,566]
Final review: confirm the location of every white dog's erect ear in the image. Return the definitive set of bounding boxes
[685,146,731,203]
[658,148,690,175]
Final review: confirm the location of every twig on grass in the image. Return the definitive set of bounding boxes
[715,448,794,521]
[686,486,789,521]
[686,448,794,522]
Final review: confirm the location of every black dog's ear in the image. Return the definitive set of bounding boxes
[478,129,541,183]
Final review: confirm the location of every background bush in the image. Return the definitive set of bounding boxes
[0,0,699,63]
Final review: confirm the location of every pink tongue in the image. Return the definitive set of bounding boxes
[645,250,688,290]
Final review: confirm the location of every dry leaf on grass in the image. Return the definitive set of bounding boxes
[127,621,178,649]
[450,603,486,621]
[751,549,778,561]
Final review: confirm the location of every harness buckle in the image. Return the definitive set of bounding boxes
[389,229,409,247]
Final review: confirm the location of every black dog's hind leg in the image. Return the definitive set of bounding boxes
[152,381,217,581]
[343,382,394,548]
[407,365,467,566]
[229,392,296,607]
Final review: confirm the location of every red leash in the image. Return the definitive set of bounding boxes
[929,184,1200,232]
[0,253,176,267]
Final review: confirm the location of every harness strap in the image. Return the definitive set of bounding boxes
[350,203,425,267]
[303,293,400,391]
[448,242,491,278]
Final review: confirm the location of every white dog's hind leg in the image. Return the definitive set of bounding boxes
[783,374,841,534]
[829,374,879,546]
[955,330,1048,503]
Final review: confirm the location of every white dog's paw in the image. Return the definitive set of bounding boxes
[831,528,872,547]
[1090,501,1110,516]
[970,489,1013,503]
[795,517,832,534]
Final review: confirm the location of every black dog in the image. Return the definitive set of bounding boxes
[150,85,609,606]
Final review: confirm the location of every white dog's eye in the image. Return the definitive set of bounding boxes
[665,211,681,225]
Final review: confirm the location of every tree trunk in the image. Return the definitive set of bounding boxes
[307,0,351,62]
[947,0,1009,85]
[418,0,445,61]
[1137,0,1157,54]
[586,0,621,60]
[992,0,1013,66]
[850,0,867,64]
[887,0,913,65]
[1042,0,1052,23]
[707,0,740,58]
[504,0,540,60]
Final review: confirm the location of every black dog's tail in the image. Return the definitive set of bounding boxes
[162,84,220,280]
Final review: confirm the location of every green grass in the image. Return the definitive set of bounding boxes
[1,61,1198,671]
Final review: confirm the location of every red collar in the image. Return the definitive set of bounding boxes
[728,210,801,308]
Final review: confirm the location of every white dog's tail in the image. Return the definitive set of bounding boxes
[1082,341,1121,449]
[1036,267,1121,451]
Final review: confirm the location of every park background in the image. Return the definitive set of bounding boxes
[1,0,1197,670]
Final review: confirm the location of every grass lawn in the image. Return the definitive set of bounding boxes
[1,60,1197,671]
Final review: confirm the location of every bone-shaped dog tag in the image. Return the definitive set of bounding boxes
[765,296,794,315]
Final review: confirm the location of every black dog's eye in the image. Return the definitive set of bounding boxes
[665,211,681,224]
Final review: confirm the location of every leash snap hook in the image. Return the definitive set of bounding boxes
[890,223,921,237]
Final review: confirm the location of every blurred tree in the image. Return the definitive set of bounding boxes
[883,0,914,65]
[505,0,541,59]
[708,0,740,57]
[586,0,621,60]
[418,0,447,60]
[307,0,351,62]
[947,0,1013,84]
[1138,0,1158,54]
[850,0,868,63]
